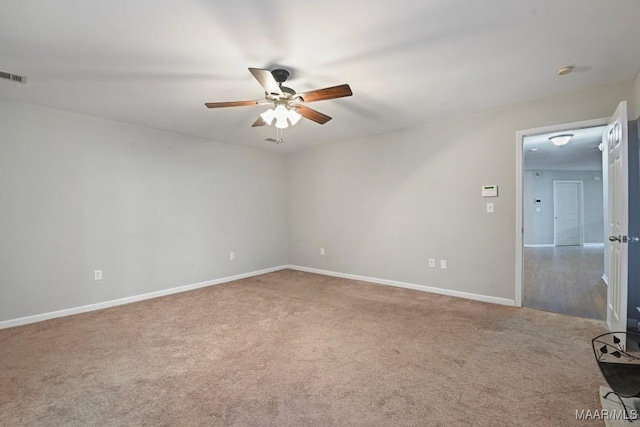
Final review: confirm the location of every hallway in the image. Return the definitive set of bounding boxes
[523,246,606,320]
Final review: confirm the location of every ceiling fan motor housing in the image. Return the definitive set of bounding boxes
[271,69,290,84]
[270,69,297,97]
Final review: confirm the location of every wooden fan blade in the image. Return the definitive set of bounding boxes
[249,68,283,96]
[252,117,267,127]
[205,100,261,108]
[298,84,352,103]
[296,105,332,124]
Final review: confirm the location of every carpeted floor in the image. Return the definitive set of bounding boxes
[0,269,608,426]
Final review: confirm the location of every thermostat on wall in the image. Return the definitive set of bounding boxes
[482,185,498,197]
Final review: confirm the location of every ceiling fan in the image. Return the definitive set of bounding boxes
[204,68,352,130]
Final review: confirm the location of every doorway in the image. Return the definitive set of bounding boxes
[516,119,608,320]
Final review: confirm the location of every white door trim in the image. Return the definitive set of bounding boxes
[552,180,584,246]
[515,117,608,307]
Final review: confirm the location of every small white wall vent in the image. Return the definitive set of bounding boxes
[0,70,27,84]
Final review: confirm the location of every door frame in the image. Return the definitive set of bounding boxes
[515,117,608,307]
[552,180,584,246]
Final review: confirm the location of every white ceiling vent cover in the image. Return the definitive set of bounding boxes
[0,70,27,84]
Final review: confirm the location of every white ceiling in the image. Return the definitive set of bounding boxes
[524,126,605,171]
[1,0,639,153]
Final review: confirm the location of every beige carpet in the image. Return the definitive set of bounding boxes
[0,269,609,426]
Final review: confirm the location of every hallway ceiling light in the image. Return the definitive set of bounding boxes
[549,134,573,147]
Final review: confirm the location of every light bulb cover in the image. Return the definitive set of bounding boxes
[288,108,302,126]
[260,109,275,125]
[275,117,288,129]
[274,105,288,121]
[549,134,573,147]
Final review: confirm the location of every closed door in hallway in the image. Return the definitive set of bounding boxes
[554,181,581,246]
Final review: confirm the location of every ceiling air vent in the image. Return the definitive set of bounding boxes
[0,70,27,84]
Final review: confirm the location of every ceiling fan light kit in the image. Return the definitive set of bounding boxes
[205,67,352,140]
[259,100,302,129]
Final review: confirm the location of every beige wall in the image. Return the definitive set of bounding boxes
[0,100,288,322]
[286,80,635,301]
[635,70,640,119]
[3,76,637,322]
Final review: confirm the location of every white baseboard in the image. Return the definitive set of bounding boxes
[583,243,605,248]
[0,265,288,330]
[288,265,515,307]
[524,244,555,248]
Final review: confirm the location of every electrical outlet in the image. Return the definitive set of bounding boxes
[94,270,102,281]
[187,257,195,267]
[230,252,235,261]
[440,260,447,269]
[320,248,325,255]
[486,202,494,213]
[429,259,435,268]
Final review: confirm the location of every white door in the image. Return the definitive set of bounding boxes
[606,101,629,333]
[554,181,581,246]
